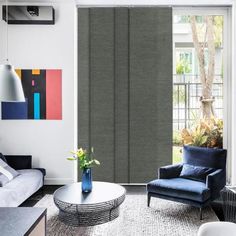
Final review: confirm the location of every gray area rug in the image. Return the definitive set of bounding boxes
[35,194,218,236]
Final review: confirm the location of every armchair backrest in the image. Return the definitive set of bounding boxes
[183,145,227,170]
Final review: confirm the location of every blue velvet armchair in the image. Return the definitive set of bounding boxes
[147,145,227,220]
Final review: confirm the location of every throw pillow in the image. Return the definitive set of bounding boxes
[0,158,19,187]
[180,163,215,182]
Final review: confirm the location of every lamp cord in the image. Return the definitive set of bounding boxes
[6,0,9,63]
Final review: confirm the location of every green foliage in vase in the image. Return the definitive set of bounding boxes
[67,147,100,170]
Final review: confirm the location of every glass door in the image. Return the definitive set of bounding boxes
[172,8,230,165]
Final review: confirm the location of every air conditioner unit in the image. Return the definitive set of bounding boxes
[2,6,55,25]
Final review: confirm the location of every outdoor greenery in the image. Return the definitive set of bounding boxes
[175,15,204,24]
[67,147,100,170]
[173,130,182,146]
[181,118,223,148]
[213,16,224,48]
[173,118,223,163]
[174,15,223,118]
[176,58,191,74]
[175,15,223,48]
[173,86,185,106]
[173,15,224,163]
[172,146,182,164]
[190,15,224,118]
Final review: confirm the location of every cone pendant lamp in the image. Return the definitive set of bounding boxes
[0,1,25,102]
[0,65,25,101]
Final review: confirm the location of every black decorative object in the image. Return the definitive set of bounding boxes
[53,182,126,226]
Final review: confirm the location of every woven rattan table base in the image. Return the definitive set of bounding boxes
[58,206,120,226]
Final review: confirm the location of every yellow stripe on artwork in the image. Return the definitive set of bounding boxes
[15,69,22,79]
[32,69,40,75]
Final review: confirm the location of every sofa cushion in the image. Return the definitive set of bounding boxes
[0,169,43,207]
[180,163,215,182]
[147,178,210,203]
[0,159,19,187]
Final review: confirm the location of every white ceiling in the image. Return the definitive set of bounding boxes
[75,0,234,6]
[0,0,233,6]
[0,0,75,3]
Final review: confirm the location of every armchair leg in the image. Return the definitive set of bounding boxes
[147,193,151,207]
[199,207,203,220]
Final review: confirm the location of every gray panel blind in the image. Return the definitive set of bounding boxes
[78,7,172,183]
[114,8,129,182]
[90,9,115,181]
[129,8,173,182]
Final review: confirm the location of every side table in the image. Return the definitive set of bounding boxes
[54,182,126,226]
[0,207,47,236]
[221,186,236,222]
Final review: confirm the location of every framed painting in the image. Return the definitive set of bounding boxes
[1,69,62,120]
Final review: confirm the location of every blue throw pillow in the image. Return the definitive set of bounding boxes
[180,163,215,182]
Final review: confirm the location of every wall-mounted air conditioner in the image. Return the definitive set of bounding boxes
[2,6,55,25]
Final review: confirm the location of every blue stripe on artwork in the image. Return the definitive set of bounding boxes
[34,93,40,119]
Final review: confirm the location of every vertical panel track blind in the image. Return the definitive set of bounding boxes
[78,7,172,183]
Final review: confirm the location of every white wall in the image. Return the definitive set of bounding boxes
[0,0,77,185]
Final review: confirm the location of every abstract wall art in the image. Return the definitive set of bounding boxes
[1,69,62,120]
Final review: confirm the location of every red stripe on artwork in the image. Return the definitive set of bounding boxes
[46,70,62,120]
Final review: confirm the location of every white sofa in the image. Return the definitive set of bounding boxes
[0,155,45,207]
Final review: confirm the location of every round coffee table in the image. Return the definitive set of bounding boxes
[53,181,126,226]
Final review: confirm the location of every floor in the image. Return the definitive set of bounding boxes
[20,185,225,221]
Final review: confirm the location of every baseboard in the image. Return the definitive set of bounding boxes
[44,178,74,185]
[44,179,147,185]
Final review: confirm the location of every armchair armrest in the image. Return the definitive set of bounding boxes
[206,169,226,200]
[159,164,183,179]
[4,155,32,170]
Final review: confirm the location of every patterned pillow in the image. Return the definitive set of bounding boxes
[0,158,19,187]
